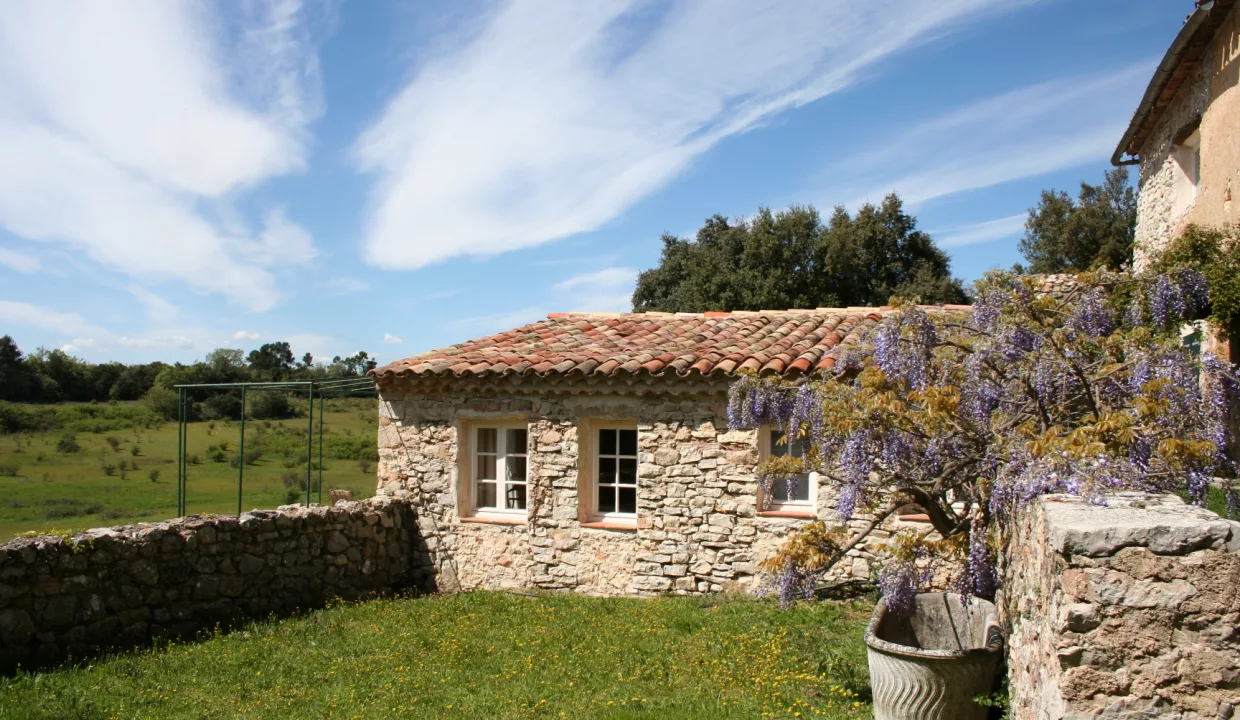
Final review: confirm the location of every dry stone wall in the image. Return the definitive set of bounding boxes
[376,381,931,597]
[1001,493,1240,720]
[0,497,424,671]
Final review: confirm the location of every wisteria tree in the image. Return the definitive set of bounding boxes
[728,268,1239,612]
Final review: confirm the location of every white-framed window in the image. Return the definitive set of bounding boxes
[596,427,638,516]
[460,421,529,519]
[578,420,639,524]
[758,427,814,512]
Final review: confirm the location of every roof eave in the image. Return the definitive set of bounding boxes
[1112,1,1229,166]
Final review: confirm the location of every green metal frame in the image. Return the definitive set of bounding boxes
[173,378,376,517]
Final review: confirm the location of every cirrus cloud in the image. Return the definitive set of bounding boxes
[355,0,1044,270]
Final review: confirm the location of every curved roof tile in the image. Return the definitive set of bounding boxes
[370,308,916,382]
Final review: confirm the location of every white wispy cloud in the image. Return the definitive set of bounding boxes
[0,247,40,273]
[932,214,1027,249]
[382,333,403,344]
[326,277,369,295]
[355,0,1041,270]
[823,63,1153,208]
[0,1,327,311]
[117,335,194,350]
[233,330,262,341]
[553,267,636,313]
[0,300,108,337]
[126,285,178,324]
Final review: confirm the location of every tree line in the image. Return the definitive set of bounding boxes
[0,338,378,418]
[633,167,1137,311]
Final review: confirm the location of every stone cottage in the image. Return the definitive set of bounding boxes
[1113,0,1240,273]
[369,308,952,596]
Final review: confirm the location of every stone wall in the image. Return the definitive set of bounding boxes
[1001,493,1240,720]
[0,496,424,671]
[376,379,930,597]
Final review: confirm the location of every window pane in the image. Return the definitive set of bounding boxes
[477,428,497,453]
[507,455,527,482]
[772,477,789,502]
[618,486,636,514]
[506,428,527,455]
[770,430,787,458]
[477,454,496,480]
[599,428,616,455]
[618,458,637,486]
[598,457,616,485]
[598,485,615,513]
[506,483,526,510]
[619,429,637,456]
[477,482,497,508]
[790,473,811,501]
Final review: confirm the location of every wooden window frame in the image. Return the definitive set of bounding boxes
[577,419,639,530]
[458,419,529,523]
[756,426,815,518]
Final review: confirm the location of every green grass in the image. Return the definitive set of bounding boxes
[0,399,379,541]
[0,592,873,720]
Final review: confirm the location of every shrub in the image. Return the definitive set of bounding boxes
[118,459,129,472]
[357,460,372,474]
[201,392,243,421]
[100,463,117,477]
[105,436,121,452]
[140,386,179,421]
[207,446,228,463]
[229,448,263,468]
[281,469,302,488]
[130,445,140,457]
[738,267,1239,612]
[56,433,81,453]
[188,454,201,465]
[148,469,160,483]
[43,498,103,519]
[250,391,296,420]
[0,465,18,477]
[284,487,302,505]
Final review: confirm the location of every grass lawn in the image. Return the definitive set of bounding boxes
[0,399,378,541]
[0,592,874,720]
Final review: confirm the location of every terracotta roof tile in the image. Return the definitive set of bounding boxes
[370,307,939,382]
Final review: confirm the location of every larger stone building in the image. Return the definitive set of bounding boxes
[369,308,949,595]
[1113,0,1240,269]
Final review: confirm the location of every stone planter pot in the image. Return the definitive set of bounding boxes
[865,592,1004,720]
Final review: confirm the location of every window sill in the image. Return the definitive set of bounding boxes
[756,508,816,519]
[580,519,638,531]
[461,514,527,526]
[895,513,932,524]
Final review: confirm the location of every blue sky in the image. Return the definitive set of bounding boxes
[0,0,1185,366]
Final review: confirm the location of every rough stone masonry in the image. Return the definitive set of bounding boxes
[375,379,928,597]
[0,497,424,671]
[1001,493,1240,720]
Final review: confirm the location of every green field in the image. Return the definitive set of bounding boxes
[0,591,873,720]
[0,399,379,541]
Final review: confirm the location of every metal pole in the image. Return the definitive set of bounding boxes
[318,392,324,505]
[176,388,184,516]
[238,387,247,516]
[306,386,314,505]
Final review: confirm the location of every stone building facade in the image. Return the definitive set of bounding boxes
[1115,0,1240,270]
[371,309,936,596]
